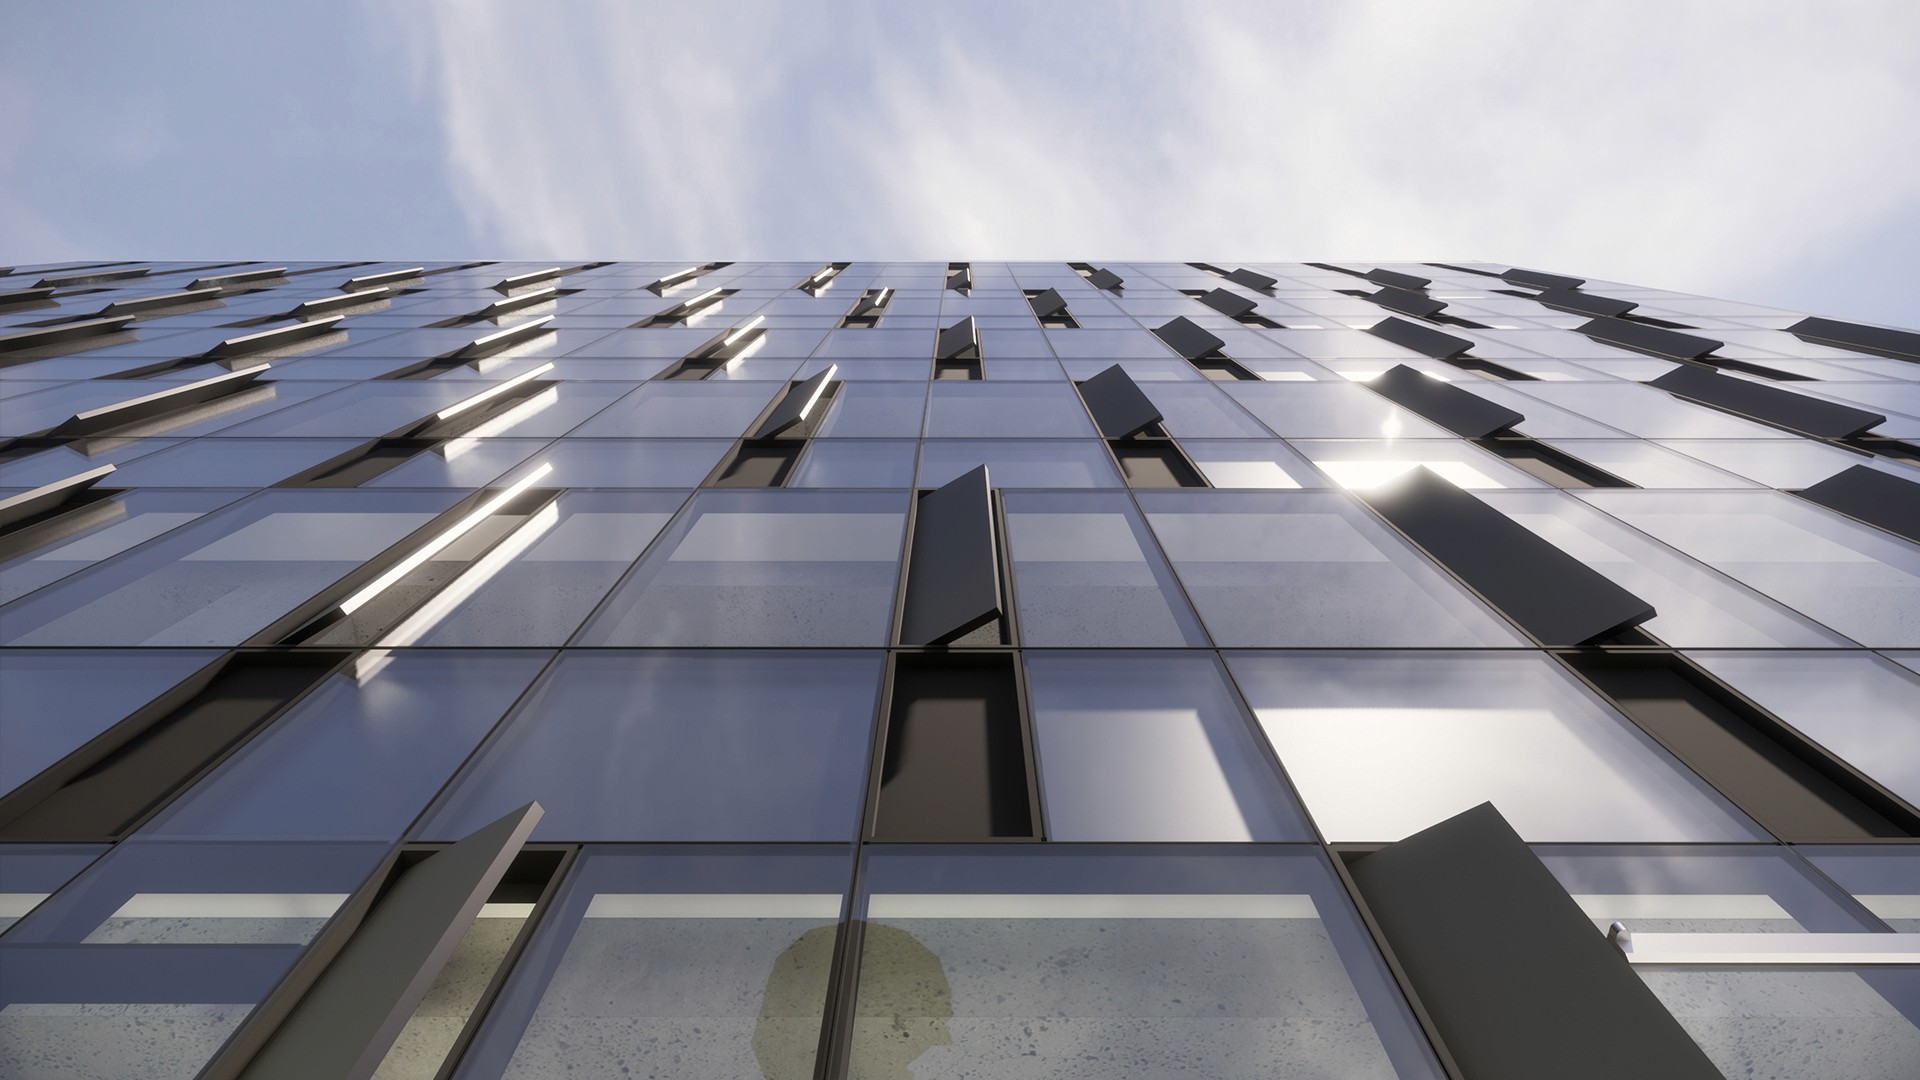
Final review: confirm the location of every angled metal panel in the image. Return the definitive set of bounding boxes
[1360,467,1655,645]
[1533,288,1636,318]
[1577,316,1723,361]
[1153,316,1226,360]
[453,315,556,360]
[1365,317,1475,360]
[50,364,271,437]
[1503,267,1585,290]
[1650,364,1886,439]
[1225,267,1276,290]
[1085,267,1123,291]
[1797,464,1920,543]
[1027,288,1067,318]
[1372,287,1445,320]
[1077,364,1163,439]
[0,315,135,355]
[190,266,287,289]
[754,366,838,438]
[937,316,980,360]
[231,803,544,1080]
[341,267,425,290]
[1196,287,1256,319]
[1348,803,1721,1080]
[1787,316,1920,362]
[0,465,116,529]
[36,266,150,288]
[899,465,1002,645]
[204,317,345,359]
[1365,268,1431,290]
[493,267,561,293]
[1365,364,1523,437]
[95,287,222,316]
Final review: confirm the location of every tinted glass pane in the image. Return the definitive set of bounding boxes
[1002,491,1207,645]
[1225,652,1763,842]
[0,649,219,798]
[0,491,245,606]
[418,651,881,842]
[146,650,552,840]
[1140,491,1526,646]
[1025,652,1309,841]
[853,846,1444,1078]
[917,440,1121,488]
[451,847,850,1080]
[568,382,779,437]
[924,384,1097,437]
[573,490,905,647]
[0,489,460,646]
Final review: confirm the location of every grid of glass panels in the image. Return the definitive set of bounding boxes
[3,258,1919,1078]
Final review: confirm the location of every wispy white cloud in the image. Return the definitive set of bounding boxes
[384,0,1920,308]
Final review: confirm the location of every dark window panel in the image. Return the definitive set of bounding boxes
[1649,364,1887,440]
[1152,316,1227,360]
[872,654,1034,840]
[1533,287,1636,318]
[1577,316,1724,361]
[1787,316,1920,362]
[1365,268,1431,290]
[1363,364,1524,438]
[899,465,1002,646]
[1371,287,1445,320]
[1196,287,1256,319]
[1502,267,1586,290]
[1365,316,1474,360]
[1075,363,1163,439]
[1797,464,1920,544]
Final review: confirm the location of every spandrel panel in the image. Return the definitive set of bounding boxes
[102,438,366,488]
[397,491,684,646]
[573,489,905,646]
[1181,439,1326,489]
[450,847,850,1080]
[566,381,779,437]
[810,381,927,437]
[416,651,880,842]
[0,490,246,605]
[918,440,1122,488]
[0,649,220,799]
[1579,490,1920,646]
[1218,382,1452,438]
[1139,491,1527,646]
[1538,439,1758,488]
[359,438,550,489]
[1024,652,1309,841]
[1001,491,1208,645]
[1478,490,1849,647]
[144,650,552,841]
[1534,846,1880,934]
[1515,382,1796,439]
[0,489,460,646]
[1134,381,1272,437]
[485,437,730,488]
[216,380,475,437]
[1687,651,1920,806]
[1225,651,1765,843]
[1657,439,1918,489]
[852,846,1444,1079]
[924,383,1098,438]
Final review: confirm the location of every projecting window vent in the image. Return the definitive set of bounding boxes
[1024,288,1077,328]
[839,288,893,328]
[798,262,851,295]
[946,262,972,294]
[1069,263,1124,291]
[1183,288,1282,328]
[638,288,733,327]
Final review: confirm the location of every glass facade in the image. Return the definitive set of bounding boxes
[2,258,1918,1078]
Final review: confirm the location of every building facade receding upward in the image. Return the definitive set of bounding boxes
[1,257,1919,1079]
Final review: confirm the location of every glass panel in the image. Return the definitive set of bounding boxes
[360,438,549,489]
[811,382,927,438]
[0,491,246,606]
[1225,651,1764,842]
[788,440,918,488]
[567,382,779,437]
[1002,491,1207,645]
[1180,439,1325,488]
[145,650,552,841]
[1135,382,1273,437]
[1139,491,1526,646]
[1657,439,1920,489]
[391,491,685,646]
[0,841,386,1080]
[1478,490,1848,647]
[1218,382,1453,438]
[104,438,365,488]
[451,847,850,1080]
[917,440,1121,488]
[1687,651,1920,805]
[494,438,730,488]
[1538,439,1757,488]
[0,845,104,933]
[1537,847,1920,1079]
[1514,382,1795,439]
[1580,490,1920,646]
[0,489,460,646]
[1803,849,1920,932]
[1296,439,1548,490]
[573,490,905,647]
[924,383,1097,438]
[0,649,220,798]
[852,846,1444,1078]
[417,651,881,842]
[1024,652,1309,841]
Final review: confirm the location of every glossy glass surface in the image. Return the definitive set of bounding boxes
[1002,491,1208,646]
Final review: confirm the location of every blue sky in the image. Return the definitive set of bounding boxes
[5,1,1918,327]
